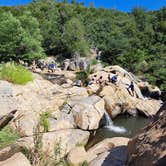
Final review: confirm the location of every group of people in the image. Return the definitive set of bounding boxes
[88,74,135,97]
[88,74,118,86]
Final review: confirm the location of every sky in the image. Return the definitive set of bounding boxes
[0,0,165,12]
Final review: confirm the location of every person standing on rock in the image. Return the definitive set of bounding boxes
[127,81,135,96]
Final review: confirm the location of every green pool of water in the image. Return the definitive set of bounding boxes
[87,115,150,148]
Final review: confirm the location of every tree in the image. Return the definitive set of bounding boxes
[18,11,45,61]
[0,12,44,62]
[0,12,25,62]
[71,0,77,4]
[63,17,89,56]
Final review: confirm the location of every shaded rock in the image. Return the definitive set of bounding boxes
[0,110,17,129]
[0,152,31,166]
[102,146,127,166]
[16,129,90,158]
[43,73,67,85]
[71,95,105,130]
[126,103,166,166]
[0,146,20,161]
[138,81,161,100]
[161,91,166,102]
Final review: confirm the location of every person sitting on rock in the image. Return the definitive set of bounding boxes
[48,63,56,72]
[127,81,135,96]
[97,76,105,86]
[111,74,118,84]
[92,75,97,83]
[74,80,83,87]
[88,78,95,86]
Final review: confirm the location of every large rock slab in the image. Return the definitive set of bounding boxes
[100,85,161,118]
[67,137,129,166]
[89,151,109,166]
[0,152,31,166]
[16,129,90,157]
[67,147,97,166]
[0,74,89,136]
[65,86,89,101]
[48,111,76,132]
[71,95,105,130]
[126,103,166,166]
[135,99,161,117]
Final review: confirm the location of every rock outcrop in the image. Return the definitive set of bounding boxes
[67,137,130,166]
[0,64,163,165]
[93,66,162,118]
[126,103,166,166]
[17,129,90,158]
[0,152,31,166]
[71,95,105,130]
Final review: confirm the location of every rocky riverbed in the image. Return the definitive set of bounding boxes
[0,65,164,166]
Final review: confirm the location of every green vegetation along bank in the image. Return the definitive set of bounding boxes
[0,0,165,90]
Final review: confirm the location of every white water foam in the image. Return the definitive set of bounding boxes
[104,111,127,133]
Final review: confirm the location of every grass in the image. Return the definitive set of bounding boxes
[0,126,20,149]
[0,62,34,85]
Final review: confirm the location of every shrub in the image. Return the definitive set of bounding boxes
[0,126,19,148]
[0,62,34,85]
[76,65,94,86]
[91,59,98,65]
[40,112,50,132]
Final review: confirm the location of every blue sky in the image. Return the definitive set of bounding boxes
[0,0,165,12]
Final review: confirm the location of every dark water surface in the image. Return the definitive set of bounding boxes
[87,115,150,148]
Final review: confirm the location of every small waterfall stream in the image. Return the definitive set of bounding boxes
[104,111,127,133]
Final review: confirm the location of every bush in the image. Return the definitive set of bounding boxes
[0,62,34,85]
[76,65,94,86]
[0,126,19,148]
[91,59,98,65]
[40,112,50,132]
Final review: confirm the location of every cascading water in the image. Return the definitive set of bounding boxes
[104,111,127,133]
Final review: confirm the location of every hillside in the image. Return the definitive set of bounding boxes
[0,0,165,90]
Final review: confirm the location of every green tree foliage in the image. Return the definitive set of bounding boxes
[18,11,45,61]
[0,12,25,62]
[0,3,165,90]
[63,17,89,56]
[0,12,44,62]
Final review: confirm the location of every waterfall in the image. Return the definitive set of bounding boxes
[104,111,127,133]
